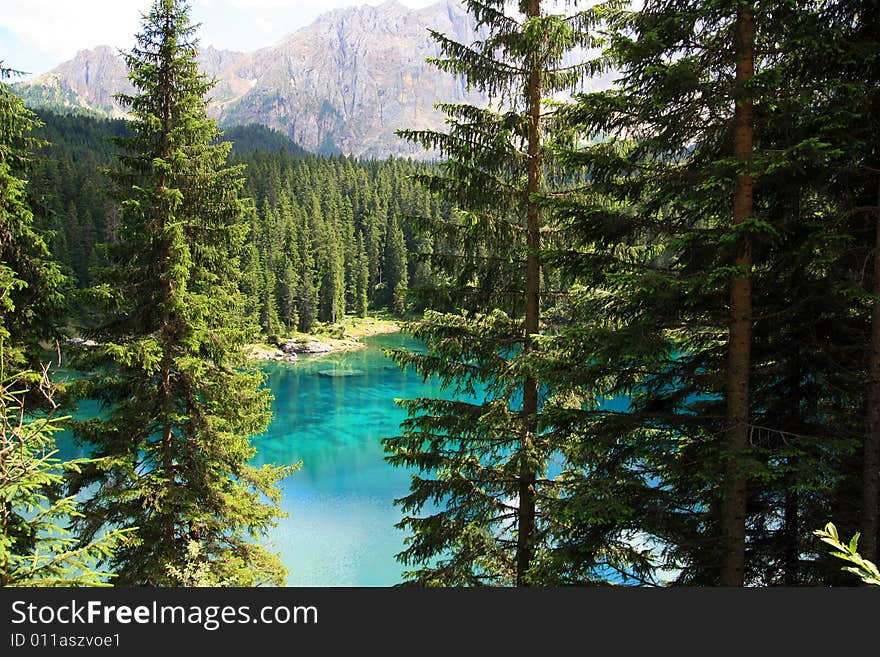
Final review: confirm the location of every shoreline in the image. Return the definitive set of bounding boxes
[246,318,401,363]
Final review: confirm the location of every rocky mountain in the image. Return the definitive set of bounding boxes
[15,45,133,119]
[13,0,487,158]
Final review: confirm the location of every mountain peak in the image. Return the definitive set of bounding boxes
[74,44,117,58]
[13,1,484,158]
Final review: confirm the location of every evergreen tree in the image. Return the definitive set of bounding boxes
[297,266,317,333]
[540,0,862,585]
[383,213,408,312]
[278,257,299,330]
[818,0,880,567]
[385,0,601,585]
[354,233,369,317]
[68,1,293,586]
[362,210,384,303]
[296,211,318,333]
[323,237,346,324]
[239,239,262,328]
[0,332,133,587]
[25,110,439,331]
[342,214,358,313]
[259,256,281,339]
[0,63,130,587]
[0,67,65,361]
[312,195,345,324]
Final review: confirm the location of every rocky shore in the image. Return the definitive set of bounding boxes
[248,337,346,363]
[246,319,400,363]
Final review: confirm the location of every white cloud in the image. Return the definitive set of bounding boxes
[223,0,299,7]
[191,0,441,54]
[0,0,440,76]
[1,0,143,62]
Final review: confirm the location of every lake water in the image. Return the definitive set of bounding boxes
[53,334,641,586]
[251,332,440,586]
[55,332,438,586]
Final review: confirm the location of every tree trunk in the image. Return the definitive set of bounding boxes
[516,0,541,588]
[783,354,802,586]
[861,192,880,564]
[720,5,755,587]
[159,27,176,556]
[783,485,799,585]
[1,419,9,587]
[161,363,175,548]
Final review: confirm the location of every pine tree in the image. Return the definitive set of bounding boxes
[278,257,299,330]
[259,256,281,339]
[0,67,65,361]
[68,1,294,586]
[362,209,383,304]
[819,0,880,567]
[297,266,317,333]
[383,213,408,312]
[0,63,131,587]
[323,237,346,324]
[0,334,134,587]
[354,233,369,318]
[20,109,444,338]
[540,0,860,585]
[386,0,601,586]
[308,194,343,324]
[296,208,318,333]
[342,213,358,313]
[239,240,262,327]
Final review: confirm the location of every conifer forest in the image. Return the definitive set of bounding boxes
[2,0,880,588]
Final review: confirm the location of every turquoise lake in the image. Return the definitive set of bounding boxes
[249,332,440,586]
[56,332,442,586]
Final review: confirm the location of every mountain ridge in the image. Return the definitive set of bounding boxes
[13,0,485,159]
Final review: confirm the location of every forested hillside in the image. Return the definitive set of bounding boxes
[27,111,448,337]
[3,0,879,590]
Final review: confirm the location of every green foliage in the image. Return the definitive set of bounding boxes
[814,524,880,586]
[25,108,447,326]
[220,124,310,157]
[538,0,879,585]
[238,154,443,325]
[0,353,134,587]
[0,64,130,586]
[0,71,67,360]
[386,0,615,586]
[67,1,295,586]
[5,0,879,591]
[354,233,369,318]
[165,541,232,587]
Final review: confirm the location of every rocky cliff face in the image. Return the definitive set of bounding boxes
[14,0,485,158]
[16,45,133,118]
[223,0,484,157]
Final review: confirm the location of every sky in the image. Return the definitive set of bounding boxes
[0,0,439,79]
